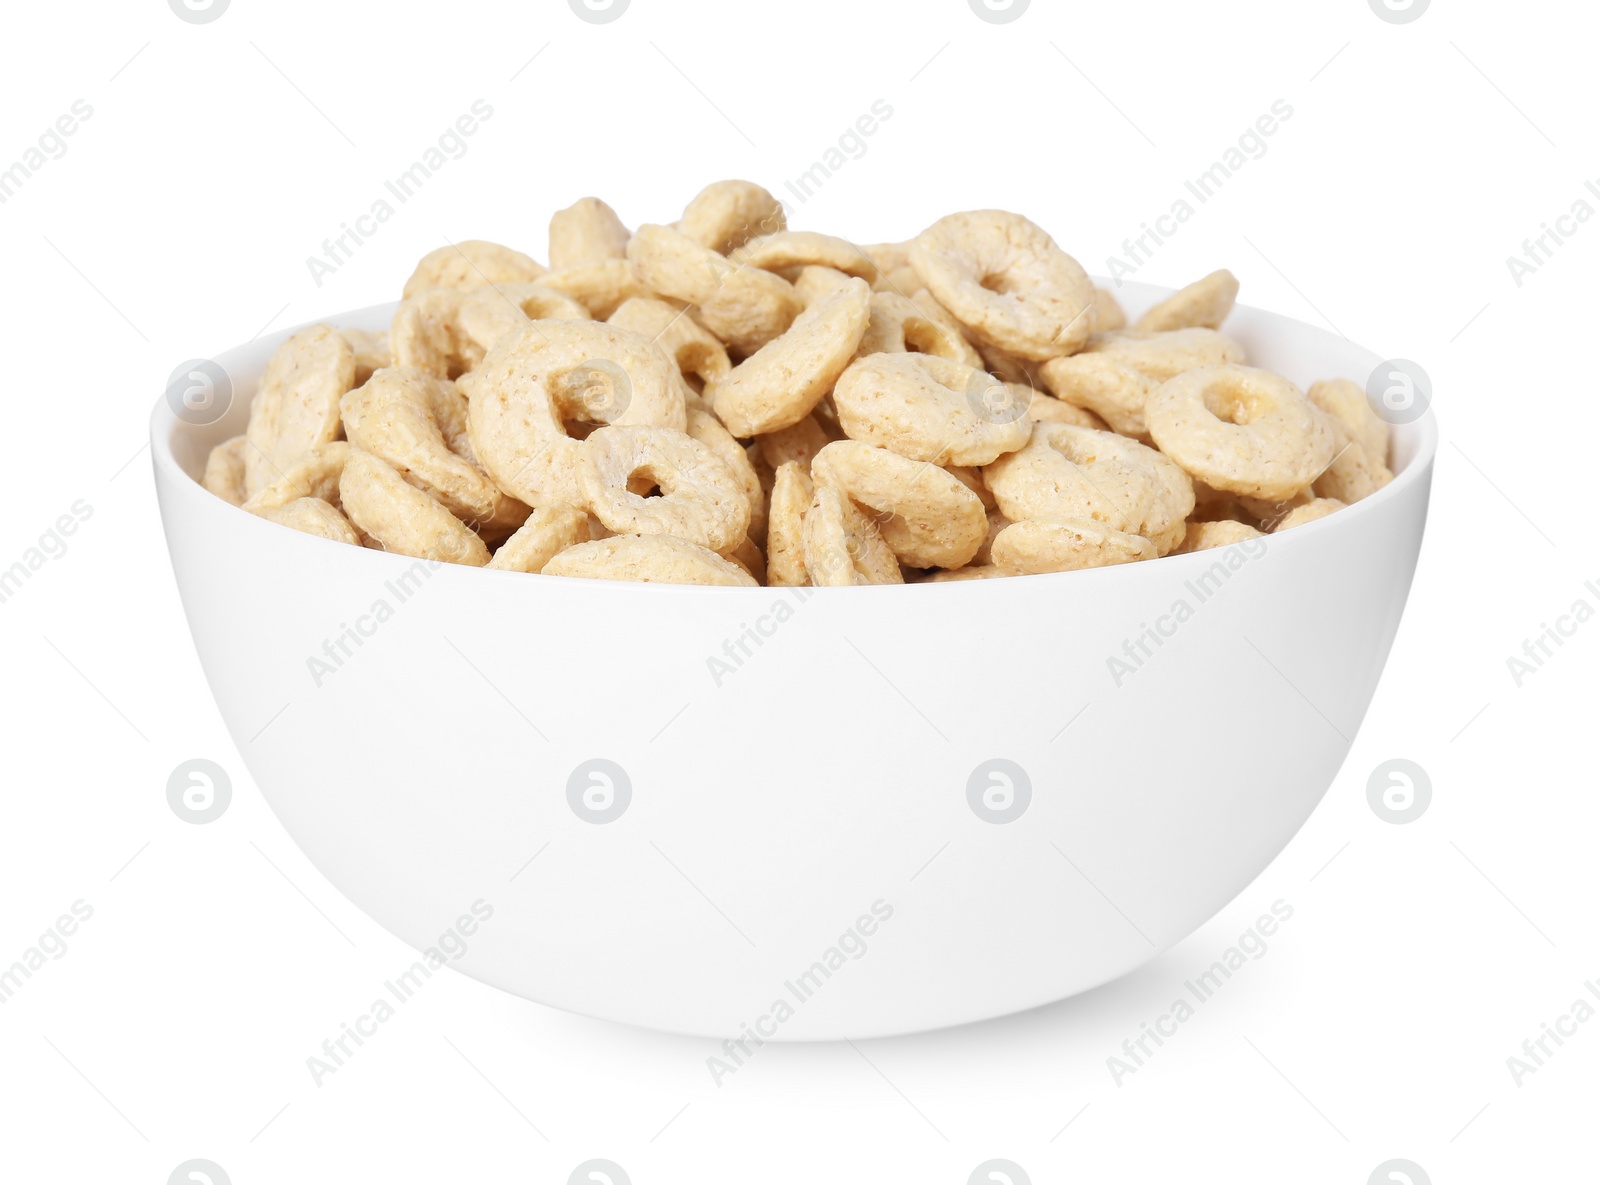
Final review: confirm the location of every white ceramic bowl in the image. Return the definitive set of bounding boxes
[153,282,1435,1039]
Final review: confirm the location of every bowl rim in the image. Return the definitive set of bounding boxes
[150,291,1439,596]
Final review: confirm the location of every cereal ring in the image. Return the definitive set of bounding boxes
[256,497,361,546]
[1308,378,1390,463]
[875,265,923,296]
[725,535,767,584]
[457,283,591,368]
[794,265,855,308]
[536,259,646,320]
[242,441,351,514]
[972,507,1010,565]
[1028,391,1107,429]
[909,211,1095,360]
[948,465,996,510]
[708,278,871,437]
[464,320,685,506]
[391,289,472,379]
[543,534,758,586]
[549,197,631,270]
[628,223,735,303]
[982,424,1194,554]
[1090,286,1127,333]
[1274,498,1345,531]
[339,448,489,566]
[577,425,751,552]
[1146,364,1337,500]
[1175,520,1263,553]
[243,325,356,497]
[1314,437,1392,504]
[800,484,903,587]
[832,353,1031,466]
[485,503,589,572]
[990,517,1156,575]
[1038,353,1152,437]
[1082,327,1245,381]
[341,327,391,386]
[862,241,914,275]
[677,180,786,255]
[340,368,502,521]
[402,240,546,299]
[1134,269,1239,332]
[686,407,767,544]
[766,461,813,586]
[856,292,984,369]
[608,297,731,388]
[732,231,879,281]
[758,414,831,471]
[203,436,248,506]
[697,267,801,356]
[974,339,1045,390]
[811,441,987,569]
[924,565,1007,582]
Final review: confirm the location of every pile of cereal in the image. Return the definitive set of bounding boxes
[202,180,1394,586]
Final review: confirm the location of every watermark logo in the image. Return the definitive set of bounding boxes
[169,0,230,23]
[1367,758,1430,824]
[562,358,633,422]
[967,759,1031,823]
[167,759,232,824]
[169,1161,231,1185]
[165,359,232,426]
[1369,1160,1430,1185]
[1365,358,1430,425]
[569,1159,631,1185]
[1368,0,1429,24]
[965,371,1032,424]
[568,759,631,823]
[568,0,630,23]
[969,1160,1031,1185]
[968,0,1030,24]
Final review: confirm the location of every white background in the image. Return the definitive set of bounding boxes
[2,0,1596,1181]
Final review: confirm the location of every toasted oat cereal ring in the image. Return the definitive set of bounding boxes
[875,265,923,296]
[862,241,914,276]
[1135,270,1240,333]
[391,289,472,379]
[1038,352,1153,437]
[1314,436,1392,503]
[243,325,356,497]
[1191,479,1254,524]
[242,441,351,514]
[256,497,361,546]
[457,283,591,368]
[486,503,589,572]
[1090,286,1127,333]
[1082,327,1245,381]
[1274,498,1345,531]
[982,423,1194,554]
[548,197,631,271]
[709,278,871,437]
[832,353,1032,466]
[794,265,856,308]
[339,448,489,566]
[856,292,984,369]
[203,436,249,506]
[677,180,786,255]
[948,465,996,510]
[1028,391,1108,429]
[1176,520,1263,553]
[811,440,987,569]
[698,267,802,356]
[465,320,684,507]
[608,297,731,387]
[732,231,879,282]
[403,241,546,299]
[924,565,1008,582]
[543,533,758,586]
[972,506,1010,566]
[341,328,392,386]
[990,517,1156,575]
[628,224,735,303]
[1146,364,1338,500]
[725,535,767,584]
[687,407,767,544]
[909,211,1095,361]
[537,259,646,320]
[800,484,903,587]
[974,339,1044,390]
[340,368,502,521]
[577,425,751,552]
[766,461,813,586]
[1309,378,1390,463]
[757,414,832,471]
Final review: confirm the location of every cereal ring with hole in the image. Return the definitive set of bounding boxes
[1308,378,1390,463]
[811,440,987,569]
[627,223,735,303]
[1176,520,1263,553]
[457,283,591,369]
[686,407,767,544]
[948,465,996,510]
[549,197,631,270]
[731,231,879,281]
[1029,391,1108,429]
[1314,435,1392,504]
[832,353,1031,466]
[608,297,731,388]
[537,260,646,320]
[766,461,813,586]
[342,328,391,386]
[1090,286,1127,333]
[1274,498,1344,531]
[1146,364,1337,500]
[402,240,546,299]
[464,320,685,506]
[256,497,361,545]
[800,484,902,587]
[708,278,871,437]
[856,292,984,369]
[391,289,472,379]
[982,423,1194,553]
[909,211,1095,361]
[339,448,489,566]
[1135,269,1239,333]
[698,267,801,356]
[1038,352,1153,437]
[1082,327,1245,380]
[203,436,248,506]
[340,368,502,521]
[990,517,1156,575]
[242,441,350,514]
[677,180,786,255]
[794,266,855,308]
[577,426,751,552]
[543,534,758,586]
[758,414,832,471]
[486,503,589,572]
[243,325,356,497]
